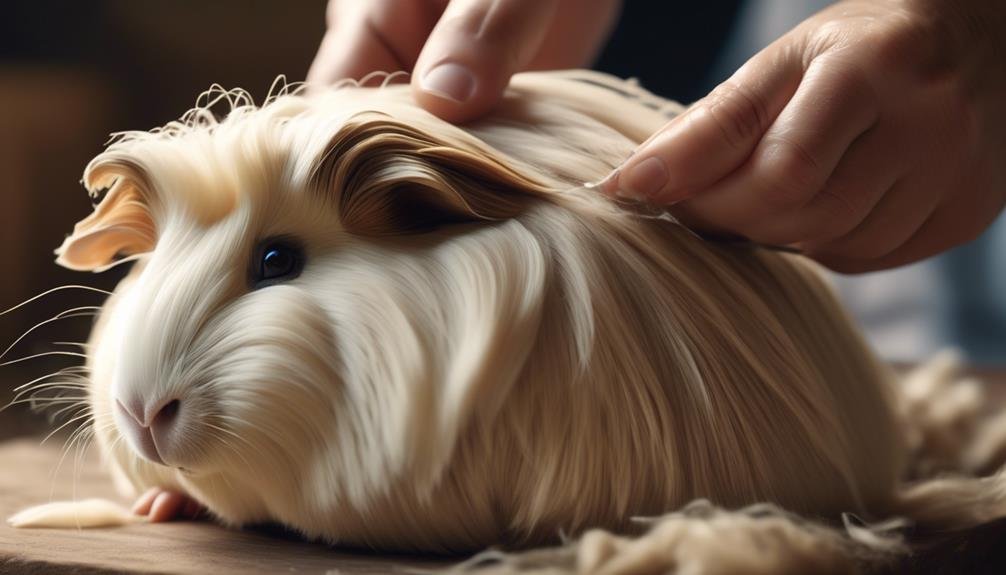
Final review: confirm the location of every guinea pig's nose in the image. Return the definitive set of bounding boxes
[149,399,181,449]
[152,399,181,428]
[120,397,180,428]
[115,397,182,465]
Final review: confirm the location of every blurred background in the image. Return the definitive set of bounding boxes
[0,1,1002,441]
[0,0,328,439]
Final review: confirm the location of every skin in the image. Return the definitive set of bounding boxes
[132,487,204,523]
[307,0,1006,273]
[306,0,622,122]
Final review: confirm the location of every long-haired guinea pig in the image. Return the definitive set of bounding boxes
[48,71,906,552]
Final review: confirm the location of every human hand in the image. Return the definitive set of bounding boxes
[601,0,1006,272]
[307,0,621,123]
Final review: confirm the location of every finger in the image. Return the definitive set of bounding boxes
[816,202,979,273]
[524,0,621,70]
[306,28,404,87]
[412,0,562,123]
[602,37,804,201]
[148,490,189,523]
[131,487,161,516]
[306,0,444,87]
[815,178,990,273]
[805,179,940,272]
[675,55,879,237]
[739,128,894,246]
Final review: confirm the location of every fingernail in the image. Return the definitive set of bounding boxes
[420,63,476,103]
[586,168,618,192]
[586,168,649,201]
[622,156,668,199]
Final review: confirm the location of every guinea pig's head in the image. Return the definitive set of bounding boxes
[57,86,561,521]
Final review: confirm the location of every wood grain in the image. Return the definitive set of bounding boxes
[0,439,448,574]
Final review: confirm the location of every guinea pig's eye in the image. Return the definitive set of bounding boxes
[252,238,305,288]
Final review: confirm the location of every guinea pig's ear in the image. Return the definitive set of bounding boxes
[56,160,157,272]
[313,115,553,236]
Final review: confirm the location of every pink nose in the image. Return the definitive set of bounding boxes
[115,397,181,465]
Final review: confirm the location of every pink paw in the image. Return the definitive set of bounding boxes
[131,487,204,523]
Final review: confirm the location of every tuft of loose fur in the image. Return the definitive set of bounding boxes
[20,71,1006,571]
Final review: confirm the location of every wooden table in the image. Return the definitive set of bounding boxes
[0,439,447,574]
[2,367,1004,574]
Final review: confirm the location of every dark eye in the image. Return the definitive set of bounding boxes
[253,239,304,287]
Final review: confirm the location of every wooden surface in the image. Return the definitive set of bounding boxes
[2,367,1004,574]
[0,439,448,574]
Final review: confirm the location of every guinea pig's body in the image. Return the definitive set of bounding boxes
[60,71,904,552]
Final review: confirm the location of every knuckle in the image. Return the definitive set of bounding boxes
[817,186,860,222]
[836,62,874,103]
[814,57,876,112]
[756,137,824,209]
[704,81,771,151]
[806,180,873,240]
[866,13,932,67]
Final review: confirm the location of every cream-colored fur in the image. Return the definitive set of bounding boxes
[459,356,1006,574]
[20,71,1006,568]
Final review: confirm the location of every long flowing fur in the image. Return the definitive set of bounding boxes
[21,71,1006,569]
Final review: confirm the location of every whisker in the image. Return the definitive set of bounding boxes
[52,341,91,351]
[4,396,86,415]
[50,401,92,421]
[3,377,88,412]
[204,421,256,472]
[0,308,100,362]
[69,430,91,505]
[11,368,84,394]
[0,351,87,367]
[4,397,89,410]
[106,434,125,454]
[73,427,101,506]
[59,421,93,474]
[51,417,95,500]
[0,285,111,318]
[14,379,88,398]
[40,409,93,446]
[61,420,93,459]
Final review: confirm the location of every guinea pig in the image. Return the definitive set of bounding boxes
[48,70,909,553]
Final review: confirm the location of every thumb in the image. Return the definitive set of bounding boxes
[411,0,561,123]
[605,39,804,203]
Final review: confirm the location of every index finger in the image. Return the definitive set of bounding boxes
[602,38,804,202]
[676,54,879,243]
[306,0,443,87]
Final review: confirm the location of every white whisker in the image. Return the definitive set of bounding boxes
[10,369,82,395]
[52,342,92,351]
[40,409,93,446]
[0,308,100,362]
[0,351,86,367]
[0,285,111,318]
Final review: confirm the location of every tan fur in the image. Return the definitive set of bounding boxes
[20,71,1006,569]
[458,356,1006,574]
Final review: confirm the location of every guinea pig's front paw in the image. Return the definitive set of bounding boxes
[131,487,205,523]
